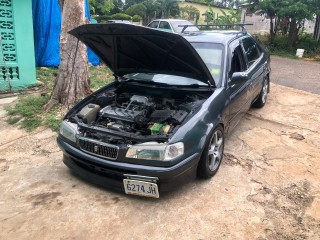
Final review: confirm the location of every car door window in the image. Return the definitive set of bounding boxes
[230,46,246,77]
[242,37,261,67]
[148,21,159,28]
[159,21,171,30]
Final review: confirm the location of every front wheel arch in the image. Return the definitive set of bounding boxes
[197,124,225,179]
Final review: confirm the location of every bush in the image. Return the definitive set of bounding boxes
[272,35,290,50]
[253,33,320,59]
[93,15,111,23]
[132,15,142,22]
[110,13,132,20]
[297,34,319,51]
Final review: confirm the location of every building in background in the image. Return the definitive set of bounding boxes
[178,0,230,24]
[0,0,36,92]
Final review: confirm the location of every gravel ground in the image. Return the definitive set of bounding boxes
[0,58,320,239]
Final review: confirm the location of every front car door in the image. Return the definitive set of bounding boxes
[147,21,160,29]
[226,40,250,132]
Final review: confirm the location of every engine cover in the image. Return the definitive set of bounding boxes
[100,105,147,123]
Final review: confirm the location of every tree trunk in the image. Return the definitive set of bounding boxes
[45,0,91,110]
[314,15,320,42]
[288,18,299,48]
[269,16,275,44]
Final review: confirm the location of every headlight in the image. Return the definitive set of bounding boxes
[60,120,78,142]
[126,142,184,161]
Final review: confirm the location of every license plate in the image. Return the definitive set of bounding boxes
[123,179,159,198]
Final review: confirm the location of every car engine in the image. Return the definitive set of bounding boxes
[74,90,205,144]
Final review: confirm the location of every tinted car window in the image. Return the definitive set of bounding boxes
[230,46,247,76]
[242,37,261,67]
[159,21,171,29]
[148,21,159,28]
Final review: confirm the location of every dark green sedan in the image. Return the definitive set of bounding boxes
[57,23,270,198]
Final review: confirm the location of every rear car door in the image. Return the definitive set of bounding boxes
[241,37,264,103]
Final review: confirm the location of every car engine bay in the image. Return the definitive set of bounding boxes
[69,86,208,145]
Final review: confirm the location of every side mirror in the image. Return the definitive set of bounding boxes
[229,72,248,86]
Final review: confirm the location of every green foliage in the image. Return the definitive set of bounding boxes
[203,5,215,24]
[109,0,124,15]
[44,113,62,132]
[158,0,180,18]
[92,15,111,23]
[180,5,200,23]
[125,3,147,17]
[255,34,320,59]
[215,8,241,25]
[249,0,320,46]
[6,67,114,132]
[297,34,319,51]
[89,66,114,91]
[124,0,180,24]
[5,95,50,132]
[202,5,240,28]
[277,0,314,21]
[110,13,132,20]
[89,0,114,15]
[132,14,142,22]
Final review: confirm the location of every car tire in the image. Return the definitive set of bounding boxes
[252,77,269,108]
[197,125,224,179]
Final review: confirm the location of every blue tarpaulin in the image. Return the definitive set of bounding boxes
[32,0,100,67]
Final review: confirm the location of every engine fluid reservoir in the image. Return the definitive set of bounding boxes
[78,104,101,124]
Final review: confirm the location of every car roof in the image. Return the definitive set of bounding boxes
[183,30,246,45]
[151,19,191,22]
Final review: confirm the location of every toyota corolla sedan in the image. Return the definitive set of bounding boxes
[57,23,270,198]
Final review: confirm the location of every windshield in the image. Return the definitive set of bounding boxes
[170,21,199,33]
[191,43,224,86]
[123,73,208,86]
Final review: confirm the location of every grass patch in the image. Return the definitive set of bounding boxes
[270,50,299,59]
[89,66,114,90]
[6,65,114,132]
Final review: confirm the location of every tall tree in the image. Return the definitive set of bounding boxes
[315,15,320,42]
[313,1,320,41]
[45,0,91,110]
[89,0,114,15]
[279,0,314,47]
[249,0,283,44]
[249,0,317,47]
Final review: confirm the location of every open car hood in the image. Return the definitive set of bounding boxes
[69,23,215,86]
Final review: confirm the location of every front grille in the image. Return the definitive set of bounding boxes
[78,137,119,160]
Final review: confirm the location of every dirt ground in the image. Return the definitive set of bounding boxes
[0,83,320,239]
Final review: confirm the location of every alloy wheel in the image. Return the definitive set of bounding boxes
[208,129,224,172]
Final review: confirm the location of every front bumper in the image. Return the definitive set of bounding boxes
[57,137,200,192]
